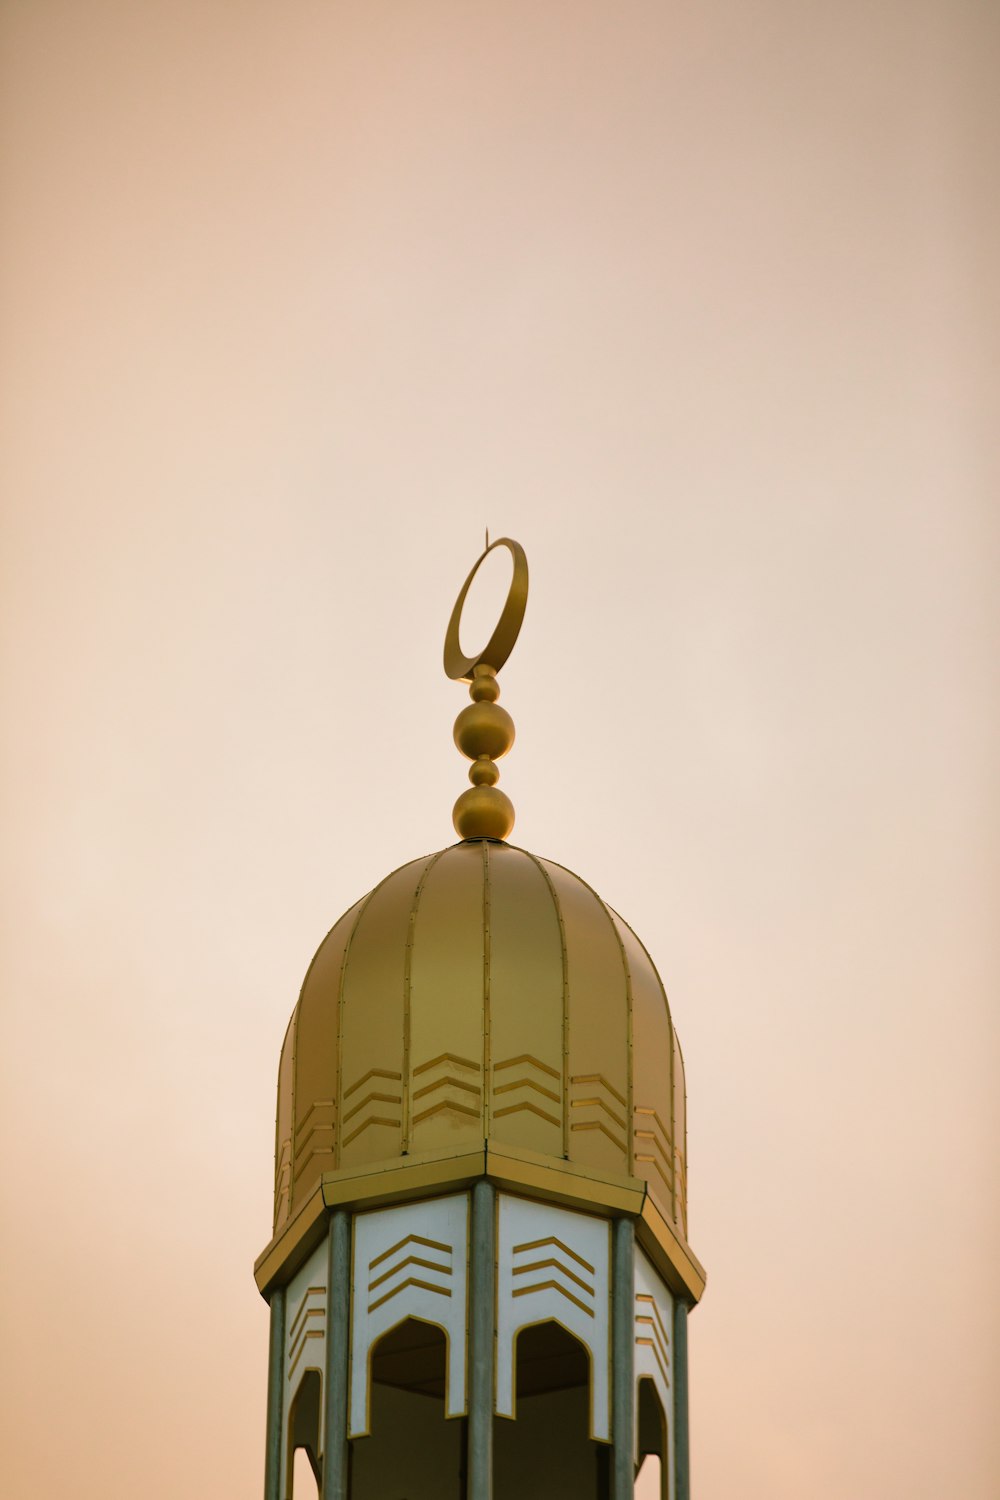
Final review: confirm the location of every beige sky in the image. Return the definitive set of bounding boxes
[1,3,997,1497]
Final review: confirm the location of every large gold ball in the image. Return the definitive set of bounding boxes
[452,785,515,841]
[453,701,515,761]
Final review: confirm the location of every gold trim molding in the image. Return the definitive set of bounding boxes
[254,1144,705,1305]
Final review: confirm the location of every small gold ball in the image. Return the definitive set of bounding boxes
[470,666,500,703]
[469,756,499,787]
[453,785,515,841]
[454,701,515,761]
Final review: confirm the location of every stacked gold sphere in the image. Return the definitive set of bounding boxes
[452,664,516,839]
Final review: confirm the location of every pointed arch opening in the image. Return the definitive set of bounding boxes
[635,1375,668,1499]
[495,1320,606,1499]
[350,1317,461,1500]
[286,1369,321,1499]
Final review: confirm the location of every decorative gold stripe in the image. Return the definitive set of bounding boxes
[288,1310,325,1365]
[511,1280,594,1317]
[636,1320,670,1377]
[343,1068,402,1101]
[634,1127,672,1169]
[634,1136,673,1182]
[635,1294,671,1353]
[292,1151,335,1186]
[288,1289,326,1341]
[512,1258,593,1296]
[493,1053,561,1081]
[512,1236,594,1274]
[569,1072,627,1108]
[341,1115,401,1147]
[367,1277,452,1314]
[634,1105,672,1144]
[295,1097,337,1129]
[569,1119,627,1152]
[635,1300,671,1381]
[368,1254,452,1293]
[292,1130,336,1180]
[412,1051,479,1076]
[294,1118,335,1157]
[570,1095,627,1131]
[368,1233,451,1271]
[493,1077,560,1104]
[634,1151,672,1191]
[411,1098,481,1125]
[492,1100,561,1126]
[288,1327,323,1378]
[342,1090,402,1125]
[636,1334,670,1388]
[411,1075,482,1102]
[633,1128,672,1161]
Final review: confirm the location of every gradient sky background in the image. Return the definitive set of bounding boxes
[1,3,997,1497]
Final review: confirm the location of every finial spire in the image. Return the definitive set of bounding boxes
[443,537,528,840]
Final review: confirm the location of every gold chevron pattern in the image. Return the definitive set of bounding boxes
[634,1291,670,1387]
[633,1104,674,1195]
[293,1098,336,1183]
[287,1284,326,1380]
[568,1073,628,1153]
[366,1232,454,1315]
[492,1053,561,1127]
[341,1068,403,1147]
[511,1235,596,1318]
[410,1052,482,1126]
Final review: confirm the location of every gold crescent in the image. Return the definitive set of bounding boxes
[443,537,529,682]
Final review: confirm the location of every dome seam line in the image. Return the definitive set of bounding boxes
[518,847,570,1160]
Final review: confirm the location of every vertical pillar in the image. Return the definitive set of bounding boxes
[467,1179,495,1500]
[263,1286,286,1500]
[611,1216,635,1500]
[673,1301,690,1500]
[323,1211,351,1500]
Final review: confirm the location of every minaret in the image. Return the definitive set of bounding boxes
[257,538,705,1499]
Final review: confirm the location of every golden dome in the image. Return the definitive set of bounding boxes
[273,838,689,1248]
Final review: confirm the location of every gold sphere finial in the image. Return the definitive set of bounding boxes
[443,538,528,841]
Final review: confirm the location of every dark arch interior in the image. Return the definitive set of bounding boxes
[287,1369,322,1493]
[513,1318,591,1398]
[351,1318,461,1500]
[368,1315,449,1399]
[494,1320,606,1500]
[636,1376,667,1497]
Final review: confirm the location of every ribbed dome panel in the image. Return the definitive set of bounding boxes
[273,841,688,1245]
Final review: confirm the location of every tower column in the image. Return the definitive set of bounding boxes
[263,1286,285,1500]
[611,1216,635,1500]
[322,1211,351,1500]
[467,1178,496,1500]
[674,1300,690,1500]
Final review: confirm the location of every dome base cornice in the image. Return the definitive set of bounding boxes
[254,1139,706,1307]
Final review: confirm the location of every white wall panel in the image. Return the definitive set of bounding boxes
[633,1244,675,1496]
[349,1193,469,1436]
[281,1237,328,1481]
[495,1194,611,1441]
